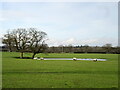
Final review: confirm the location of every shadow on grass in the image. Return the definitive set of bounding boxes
[3,71,117,75]
[13,57,32,59]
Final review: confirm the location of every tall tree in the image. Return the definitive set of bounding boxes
[12,28,29,58]
[28,28,47,58]
[2,31,14,52]
[102,44,112,53]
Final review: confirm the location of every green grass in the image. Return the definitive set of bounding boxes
[2,52,118,88]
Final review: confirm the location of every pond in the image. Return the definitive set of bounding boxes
[35,58,107,61]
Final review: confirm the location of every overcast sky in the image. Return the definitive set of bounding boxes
[0,2,118,46]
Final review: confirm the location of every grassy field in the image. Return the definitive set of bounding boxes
[2,52,118,88]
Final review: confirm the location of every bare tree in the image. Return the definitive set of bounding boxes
[2,31,14,52]
[12,28,29,58]
[27,28,47,59]
[102,44,112,53]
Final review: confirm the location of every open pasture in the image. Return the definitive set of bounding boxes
[2,52,118,88]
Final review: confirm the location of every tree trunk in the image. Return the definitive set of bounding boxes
[20,52,24,58]
[8,46,12,52]
[32,53,36,59]
[9,49,12,52]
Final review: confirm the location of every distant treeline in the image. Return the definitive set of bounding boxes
[1,44,120,54]
[46,45,120,54]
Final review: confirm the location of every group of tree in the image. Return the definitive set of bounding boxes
[2,28,48,59]
[46,44,120,54]
[2,42,119,54]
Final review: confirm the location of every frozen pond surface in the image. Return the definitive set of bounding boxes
[36,58,106,61]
